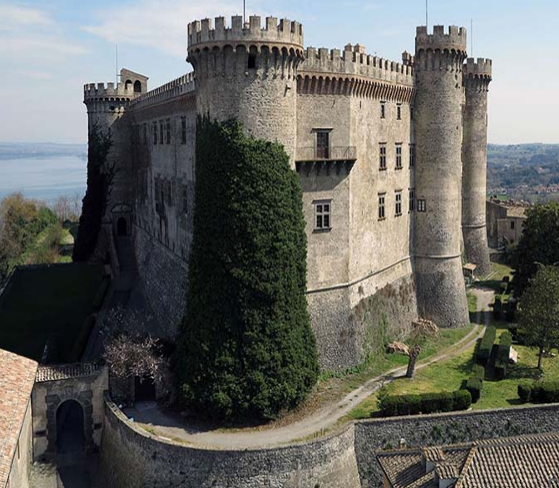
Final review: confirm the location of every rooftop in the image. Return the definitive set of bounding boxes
[0,348,37,487]
[377,432,559,488]
[36,363,103,383]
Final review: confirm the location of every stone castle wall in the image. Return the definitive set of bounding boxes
[100,396,559,488]
[100,397,361,488]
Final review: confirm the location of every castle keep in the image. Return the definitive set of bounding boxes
[83,16,493,371]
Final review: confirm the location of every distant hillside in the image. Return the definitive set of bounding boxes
[0,142,87,160]
[487,144,559,202]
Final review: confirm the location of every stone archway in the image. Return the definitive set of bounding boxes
[56,399,85,454]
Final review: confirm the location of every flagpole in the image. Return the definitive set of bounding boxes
[426,0,428,29]
[243,0,246,24]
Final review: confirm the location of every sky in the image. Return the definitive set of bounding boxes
[0,0,557,145]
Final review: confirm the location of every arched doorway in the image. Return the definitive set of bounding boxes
[134,80,142,93]
[56,400,85,454]
[117,217,127,236]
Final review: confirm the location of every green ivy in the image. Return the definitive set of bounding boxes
[174,117,319,423]
[73,124,113,262]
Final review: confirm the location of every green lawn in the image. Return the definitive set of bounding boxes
[346,323,557,420]
[0,263,104,362]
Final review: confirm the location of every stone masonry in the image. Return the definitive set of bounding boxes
[82,16,493,371]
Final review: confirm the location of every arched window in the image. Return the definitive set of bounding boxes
[134,80,142,93]
[125,79,133,91]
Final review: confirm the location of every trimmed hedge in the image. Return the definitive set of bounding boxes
[493,297,502,319]
[495,331,513,380]
[465,377,482,403]
[379,390,472,417]
[518,381,559,404]
[476,326,497,365]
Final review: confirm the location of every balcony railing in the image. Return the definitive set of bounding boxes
[296,146,357,162]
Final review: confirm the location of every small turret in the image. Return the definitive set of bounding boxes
[413,26,470,328]
[462,58,493,275]
[187,16,304,163]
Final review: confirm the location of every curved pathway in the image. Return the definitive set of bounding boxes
[126,317,487,449]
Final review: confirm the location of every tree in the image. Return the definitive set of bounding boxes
[73,124,114,262]
[514,202,559,294]
[174,118,319,423]
[518,265,559,371]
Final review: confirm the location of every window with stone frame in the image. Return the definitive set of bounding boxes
[166,119,171,145]
[378,193,386,220]
[379,143,387,170]
[314,200,331,230]
[159,121,164,145]
[181,117,187,145]
[409,143,416,167]
[395,190,403,216]
[395,143,403,169]
[417,199,426,212]
[397,104,402,120]
[409,188,415,212]
[153,122,157,145]
[316,130,330,159]
[381,101,386,119]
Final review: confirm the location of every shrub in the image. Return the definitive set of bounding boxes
[453,390,472,410]
[379,390,471,417]
[493,297,502,319]
[518,382,532,403]
[471,364,485,381]
[476,326,497,365]
[465,377,482,403]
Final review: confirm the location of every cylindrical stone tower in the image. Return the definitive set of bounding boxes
[187,16,305,164]
[413,26,470,328]
[462,58,493,276]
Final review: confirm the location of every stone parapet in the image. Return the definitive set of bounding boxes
[129,74,196,111]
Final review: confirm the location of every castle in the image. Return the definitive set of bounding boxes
[83,15,493,371]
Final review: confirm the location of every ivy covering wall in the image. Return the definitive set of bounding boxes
[73,124,113,262]
[175,117,318,422]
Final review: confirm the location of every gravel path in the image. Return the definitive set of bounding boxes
[127,307,488,449]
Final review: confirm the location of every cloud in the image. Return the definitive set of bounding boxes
[13,69,54,80]
[0,4,53,29]
[82,0,287,58]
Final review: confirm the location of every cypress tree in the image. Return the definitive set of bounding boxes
[175,117,318,422]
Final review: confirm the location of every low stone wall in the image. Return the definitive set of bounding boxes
[133,226,188,338]
[100,396,361,488]
[354,403,559,487]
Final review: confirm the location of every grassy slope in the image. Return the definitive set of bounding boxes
[0,263,103,362]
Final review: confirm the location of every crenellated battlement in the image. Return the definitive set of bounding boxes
[464,57,492,79]
[187,16,304,51]
[300,43,414,87]
[129,73,196,110]
[83,82,135,102]
[416,25,467,53]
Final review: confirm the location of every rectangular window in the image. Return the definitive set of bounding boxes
[418,199,426,212]
[397,104,402,120]
[395,191,402,216]
[153,122,157,145]
[396,143,403,169]
[181,117,187,145]
[409,143,416,167]
[378,193,386,220]
[159,121,164,145]
[511,221,515,230]
[381,101,386,119]
[316,130,330,159]
[166,119,171,145]
[409,188,415,212]
[379,144,387,171]
[314,201,331,230]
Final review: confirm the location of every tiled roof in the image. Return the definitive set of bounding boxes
[377,432,559,488]
[0,349,38,488]
[35,363,103,383]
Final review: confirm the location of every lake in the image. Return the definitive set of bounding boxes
[0,155,87,203]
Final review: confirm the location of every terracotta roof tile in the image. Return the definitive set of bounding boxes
[36,363,102,383]
[0,349,37,488]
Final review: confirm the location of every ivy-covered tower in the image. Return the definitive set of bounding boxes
[187,16,305,163]
[413,26,470,328]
